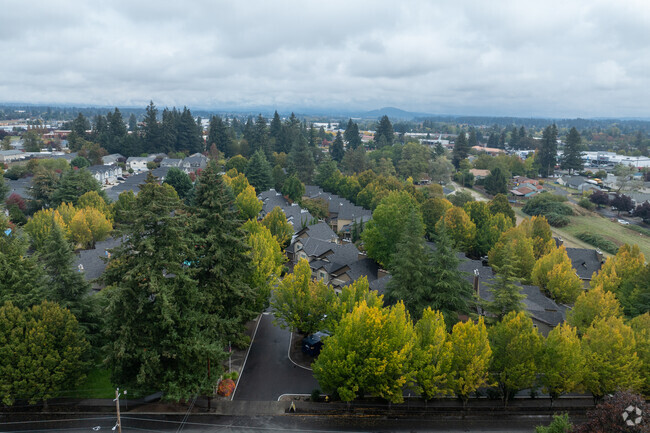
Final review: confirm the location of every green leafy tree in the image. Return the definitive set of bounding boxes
[281,174,305,203]
[628,313,650,395]
[411,308,454,400]
[324,277,384,331]
[30,167,60,206]
[23,130,43,152]
[242,220,286,312]
[70,156,90,169]
[245,149,273,192]
[436,206,476,253]
[270,259,335,335]
[225,155,248,173]
[362,191,423,268]
[488,312,543,406]
[235,185,262,220]
[0,301,89,406]
[398,142,431,180]
[539,323,585,405]
[112,190,137,226]
[422,197,453,238]
[531,246,582,304]
[330,131,345,163]
[163,167,193,199]
[0,169,8,202]
[261,206,293,248]
[450,317,492,408]
[78,190,112,221]
[581,316,643,399]
[313,301,415,403]
[490,193,516,225]
[567,286,622,335]
[272,164,286,191]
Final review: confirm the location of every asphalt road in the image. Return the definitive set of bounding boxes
[232,313,319,401]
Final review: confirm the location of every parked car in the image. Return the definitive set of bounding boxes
[301,331,330,357]
[618,219,630,225]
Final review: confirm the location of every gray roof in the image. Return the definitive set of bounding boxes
[5,177,32,199]
[370,275,391,296]
[297,221,337,242]
[565,247,602,280]
[104,167,170,202]
[304,185,324,198]
[74,237,123,282]
[102,153,124,164]
[161,158,182,167]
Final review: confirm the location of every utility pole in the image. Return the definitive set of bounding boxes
[207,359,211,411]
[114,388,122,433]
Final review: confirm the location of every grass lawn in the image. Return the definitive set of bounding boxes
[561,211,650,258]
[64,368,115,399]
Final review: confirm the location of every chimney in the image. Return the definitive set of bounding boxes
[378,268,389,279]
[473,269,480,296]
[595,249,604,264]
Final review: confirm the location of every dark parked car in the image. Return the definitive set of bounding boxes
[301,331,330,357]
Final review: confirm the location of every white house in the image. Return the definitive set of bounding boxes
[180,153,208,173]
[88,164,123,185]
[0,150,26,163]
[126,155,156,172]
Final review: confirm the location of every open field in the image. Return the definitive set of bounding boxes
[561,210,650,258]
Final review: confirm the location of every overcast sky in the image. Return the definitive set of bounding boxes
[1,0,649,118]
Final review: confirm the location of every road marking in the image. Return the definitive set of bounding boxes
[230,313,263,401]
[287,332,313,371]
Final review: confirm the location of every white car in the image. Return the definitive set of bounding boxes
[618,219,630,225]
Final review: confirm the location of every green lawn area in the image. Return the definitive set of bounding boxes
[63,368,115,399]
[560,212,650,258]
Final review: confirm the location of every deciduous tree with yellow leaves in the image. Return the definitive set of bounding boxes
[531,246,582,304]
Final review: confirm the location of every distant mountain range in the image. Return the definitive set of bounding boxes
[359,107,433,120]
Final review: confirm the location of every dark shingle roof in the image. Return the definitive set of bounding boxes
[74,237,123,282]
[565,247,603,280]
[6,178,32,199]
[298,221,337,242]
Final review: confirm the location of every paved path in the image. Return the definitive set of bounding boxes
[233,313,318,401]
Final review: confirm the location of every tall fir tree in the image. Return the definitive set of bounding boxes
[452,132,469,169]
[561,127,583,173]
[288,134,315,183]
[536,124,558,177]
[344,119,362,150]
[192,161,258,343]
[374,115,394,148]
[330,131,345,163]
[142,101,160,153]
[245,149,273,192]
[103,173,224,398]
[484,254,526,323]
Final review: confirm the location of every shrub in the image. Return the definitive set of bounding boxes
[523,193,572,216]
[578,197,595,210]
[535,413,572,433]
[3,165,30,180]
[575,232,618,254]
[545,213,570,227]
[311,389,322,402]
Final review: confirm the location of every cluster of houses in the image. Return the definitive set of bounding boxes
[510,176,544,199]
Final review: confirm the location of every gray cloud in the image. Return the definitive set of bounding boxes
[1,0,649,117]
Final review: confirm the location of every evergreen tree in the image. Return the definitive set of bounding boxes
[386,208,433,320]
[103,173,225,398]
[427,226,474,328]
[245,149,273,192]
[0,220,47,308]
[374,115,394,148]
[269,111,284,153]
[40,223,97,339]
[142,101,160,153]
[484,166,508,195]
[484,256,526,322]
[509,126,519,149]
[468,129,478,147]
[561,127,583,173]
[0,170,8,202]
[344,119,362,150]
[177,107,203,154]
[330,131,345,163]
[106,108,127,154]
[287,135,315,183]
[536,124,558,177]
[71,113,91,139]
[160,108,178,154]
[192,161,258,342]
[163,167,193,198]
[51,168,104,207]
[281,174,304,202]
[208,115,233,156]
[452,132,469,169]
[128,113,138,132]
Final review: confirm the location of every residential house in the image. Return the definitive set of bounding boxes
[565,247,604,285]
[161,158,182,168]
[102,153,125,165]
[74,237,123,290]
[469,169,490,180]
[127,155,156,172]
[180,153,208,174]
[0,150,26,163]
[471,146,505,156]
[87,164,123,185]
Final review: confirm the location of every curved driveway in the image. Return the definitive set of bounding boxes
[232,313,319,401]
